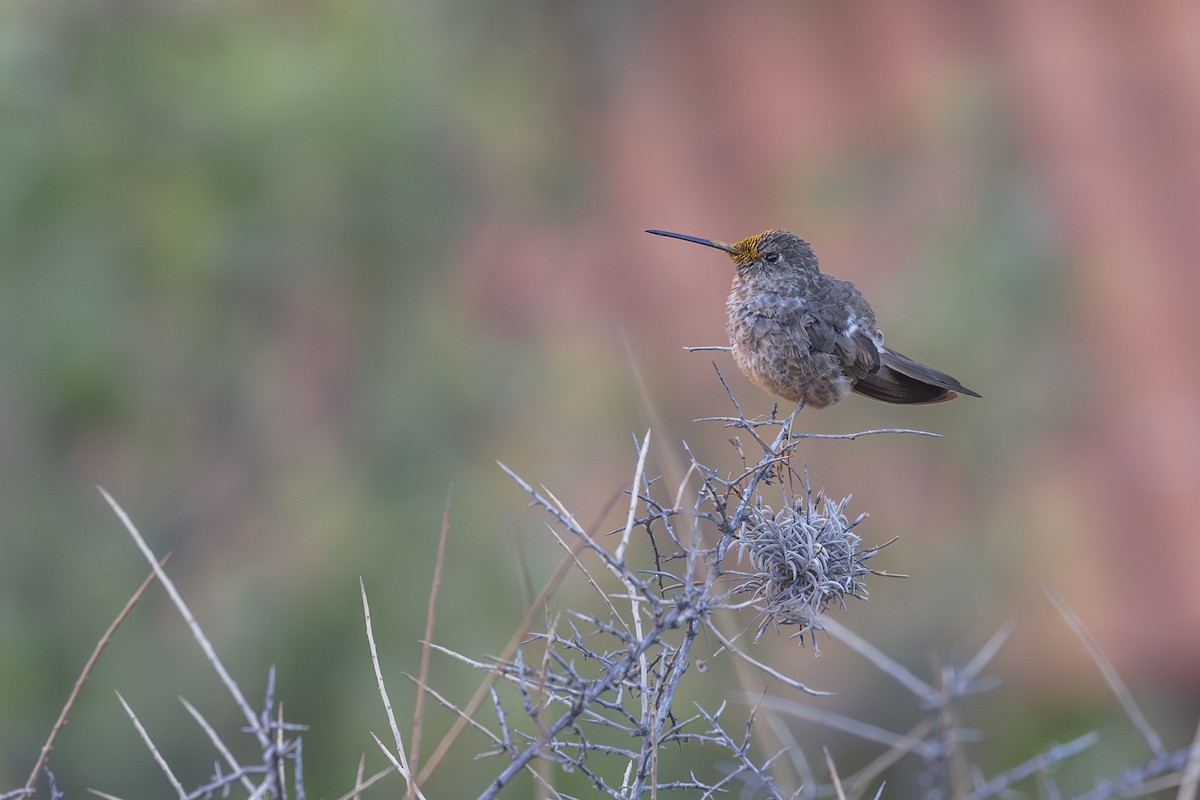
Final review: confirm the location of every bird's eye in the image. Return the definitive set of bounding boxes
[764,252,780,264]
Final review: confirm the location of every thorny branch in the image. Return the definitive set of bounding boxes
[26,382,1192,800]
[464,386,899,799]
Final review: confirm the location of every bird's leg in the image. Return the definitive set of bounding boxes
[781,401,807,478]
[783,401,805,439]
[767,401,805,480]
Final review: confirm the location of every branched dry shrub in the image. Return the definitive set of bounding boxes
[407,379,1198,799]
[14,379,1200,800]
[423,386,908,799]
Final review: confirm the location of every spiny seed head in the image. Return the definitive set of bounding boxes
[734,490,873,643]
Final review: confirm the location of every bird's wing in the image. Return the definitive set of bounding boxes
[802,285,880,381]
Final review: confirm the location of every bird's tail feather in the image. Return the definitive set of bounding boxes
[852,348,980,405]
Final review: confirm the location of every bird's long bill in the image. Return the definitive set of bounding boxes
[645,229,740,256]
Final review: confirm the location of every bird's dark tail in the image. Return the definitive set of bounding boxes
[852,348,981,405]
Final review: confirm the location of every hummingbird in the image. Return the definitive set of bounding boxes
[646,228,980,408]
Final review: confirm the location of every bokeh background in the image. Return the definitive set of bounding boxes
[4,0,1200,796]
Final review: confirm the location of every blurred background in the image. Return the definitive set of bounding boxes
[4,0,1200,795]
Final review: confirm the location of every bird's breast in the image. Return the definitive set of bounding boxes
[726,291,808,341]
[724,287,854,407]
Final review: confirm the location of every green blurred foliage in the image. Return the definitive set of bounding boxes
[0,0,598,795]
